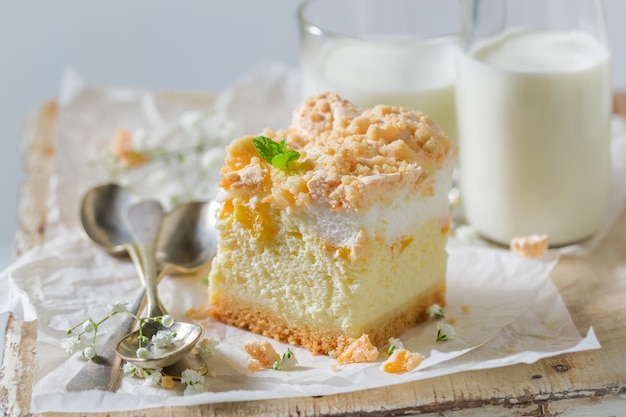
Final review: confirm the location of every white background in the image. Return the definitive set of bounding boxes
[0,0,625,270]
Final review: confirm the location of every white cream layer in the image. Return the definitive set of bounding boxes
[289,165,454,248]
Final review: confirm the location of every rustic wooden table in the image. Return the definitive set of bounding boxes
[2,96,626,417]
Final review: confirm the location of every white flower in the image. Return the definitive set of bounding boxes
[61,336,83,355]
[181,368,204,386]
[143,369,162,386]
[160,315,174,328]
[136,347,151,359]
[436,323,456,342]
[83,346,96,360]
[107,299,129,315]
[131,128,147,150]
[82,319,96,333]
[184,382,205,395]
[280,348,298,370]
[152,330,175,348]
[122,362,138,377]
[387,338,404,355]
[428,303,445,320]
[197,338,219,358]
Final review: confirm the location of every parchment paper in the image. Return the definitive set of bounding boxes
[2,65,621,412]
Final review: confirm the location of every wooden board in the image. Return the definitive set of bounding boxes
[2,97,626,417]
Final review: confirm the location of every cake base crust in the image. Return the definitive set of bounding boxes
[210,281,445,356]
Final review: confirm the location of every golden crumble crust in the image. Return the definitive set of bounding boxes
[220,92,456,210]
[210,282,445,357]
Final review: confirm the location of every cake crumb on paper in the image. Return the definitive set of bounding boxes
[337,334,379,365]
[185,305,212,320]
[382,349,423,374]
[510,234,549,258]
[244,340,281,371]
[160,376,175,390]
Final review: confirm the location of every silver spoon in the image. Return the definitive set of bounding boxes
[68,185,215,391]
[115,200,203,370]
[79,183,144,274]
[157,200,217,275]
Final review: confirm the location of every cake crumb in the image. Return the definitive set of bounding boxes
[510,234,549,258]
[186,305,213,320]
[337,334,379,365]
[446,317,457,325]
[460,305,470,314]
[381,349,423,373]
[243,340,281,371]
[160,376,176,390]
[110,128,147,166]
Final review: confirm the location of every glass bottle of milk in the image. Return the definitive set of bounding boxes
[298,0,461,141]
[456,0,612,246]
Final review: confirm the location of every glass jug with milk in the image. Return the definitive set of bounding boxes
[298,0,462,141]
[456,0,612,247]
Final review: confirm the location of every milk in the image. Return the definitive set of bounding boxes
[456,29,612,246]
[302,40,458,141]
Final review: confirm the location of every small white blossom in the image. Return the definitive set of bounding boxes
[122,362,138,377]
[83,346,96,360]
[428,304,445,320]
[143,369,162,386]
[61,336,83,355]
[436,323,456,343]
[160,315,174,328]
[181,369,205,395]
[107,299,129,315]
[136,347,151,359]
[152,330,175,348]
[82,319,96,333]
[280,348,298,370]
[197,338,219,358]
[131,128,147,150]
[181,368,204,385]
[184,382,205,395]
[387,338,404,355]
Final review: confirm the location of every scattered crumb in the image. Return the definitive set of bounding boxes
[185,305,213,320]
[110,128,147,166]
[510,234,549,258]
[337,334,379,365]
[507,348,516,354]
[248,360,262,372]
[160,376,175,390]
[243,340,281,371]
[461,305,470,314]
[381,349,423,374]
[541,335,548,340]
[446,317,457,325]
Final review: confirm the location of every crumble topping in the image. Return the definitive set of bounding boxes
[220,92,456,211]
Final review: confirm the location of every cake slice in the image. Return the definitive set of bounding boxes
[208,92,457,356]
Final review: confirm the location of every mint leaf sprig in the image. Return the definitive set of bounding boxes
[252,136,300,170]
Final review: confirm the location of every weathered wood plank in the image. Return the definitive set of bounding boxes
[0,314,37,417]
